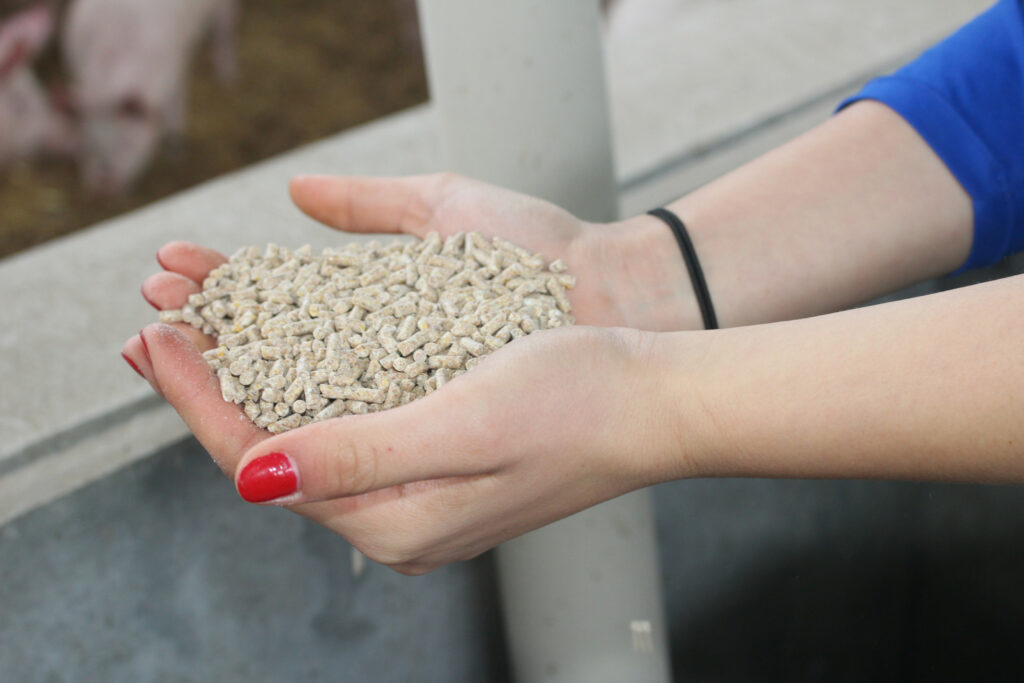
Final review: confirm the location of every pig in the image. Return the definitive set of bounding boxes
[62,0,237,194]
[0,3,78,168]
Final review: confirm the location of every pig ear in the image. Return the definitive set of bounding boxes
[0,4,55,80]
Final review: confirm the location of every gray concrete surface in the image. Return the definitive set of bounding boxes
[5,434,1024,681]
[606,0,986,183]
[655,476,1024,682]
[0,438,509,682]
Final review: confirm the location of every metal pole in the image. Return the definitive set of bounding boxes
[416,1,671,680]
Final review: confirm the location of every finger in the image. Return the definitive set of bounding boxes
[141,271,200,310]
[171,323,218,352]
[141,323,268,475]
[232,384,493,504]
[139,273,218,350]
[288,174,451,238]
[156,241,228,285]
[121,334,155,386]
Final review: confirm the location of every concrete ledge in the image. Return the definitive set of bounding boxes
[0,0,988,525]
[0,108,440,526]
[608,0,985,184]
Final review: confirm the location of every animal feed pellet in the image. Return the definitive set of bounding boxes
[160,232,575,433]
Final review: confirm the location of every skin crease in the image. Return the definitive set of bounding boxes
[126,101,998,574]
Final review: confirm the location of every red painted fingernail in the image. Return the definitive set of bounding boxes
[122,352,143,377]
[141,286,159,310]
[139,329,150,357]
[156,250,168,270]
[237,453,298,503]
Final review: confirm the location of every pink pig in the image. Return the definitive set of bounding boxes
[0,4,78,168]
[63,0,237,194]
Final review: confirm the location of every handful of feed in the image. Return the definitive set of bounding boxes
[159,232,575,433]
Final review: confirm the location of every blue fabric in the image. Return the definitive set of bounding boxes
[837,0,1024,272]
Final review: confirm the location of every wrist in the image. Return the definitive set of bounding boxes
[613,328,722,487]
[571,215,704,331]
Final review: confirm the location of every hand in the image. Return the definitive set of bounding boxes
[136,173,696,352]
[124,318,673,575]
[288,173,697,330]
[122,172,701,573]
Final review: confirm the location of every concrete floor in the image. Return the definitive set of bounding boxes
[5,433,1024,682]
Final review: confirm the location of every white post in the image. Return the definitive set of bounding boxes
[416,2,671,681]
[416,0,617,221]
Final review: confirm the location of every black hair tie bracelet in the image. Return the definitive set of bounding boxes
[647,208,718,330]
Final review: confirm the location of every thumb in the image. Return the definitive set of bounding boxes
[288,174,450,238]
[232,389,491,504]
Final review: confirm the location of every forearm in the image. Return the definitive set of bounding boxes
[597,100,973,331]
[653,273,1024,484]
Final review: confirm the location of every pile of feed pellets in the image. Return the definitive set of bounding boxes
[160,231,575,433]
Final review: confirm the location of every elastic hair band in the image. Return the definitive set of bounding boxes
[647,208,718,330]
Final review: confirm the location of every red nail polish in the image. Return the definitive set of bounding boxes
[237,452,298,503]
[122,353,143,377]
[141,286,159,311]
[139,329,149,357]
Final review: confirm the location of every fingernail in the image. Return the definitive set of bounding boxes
[138,329,150,358]
[237,452,298,503]
[122,352,143,377]
[156,250,168,270]
[141,286,159,311]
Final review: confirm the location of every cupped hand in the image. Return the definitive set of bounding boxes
[125,316,669,574]
[288,173,694,330]
[122,173,697,573]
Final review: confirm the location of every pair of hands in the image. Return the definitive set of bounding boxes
[122,173,691,574]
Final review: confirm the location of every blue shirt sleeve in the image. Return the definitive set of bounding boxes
[836,0,1024,272]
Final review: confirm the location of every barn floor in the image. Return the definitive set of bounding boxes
[0,0,427,258]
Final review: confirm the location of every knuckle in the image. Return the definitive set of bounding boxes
[433,171,467,192]
[330,440,380,496]
[160,239,187,253]
[436,171,462,184]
